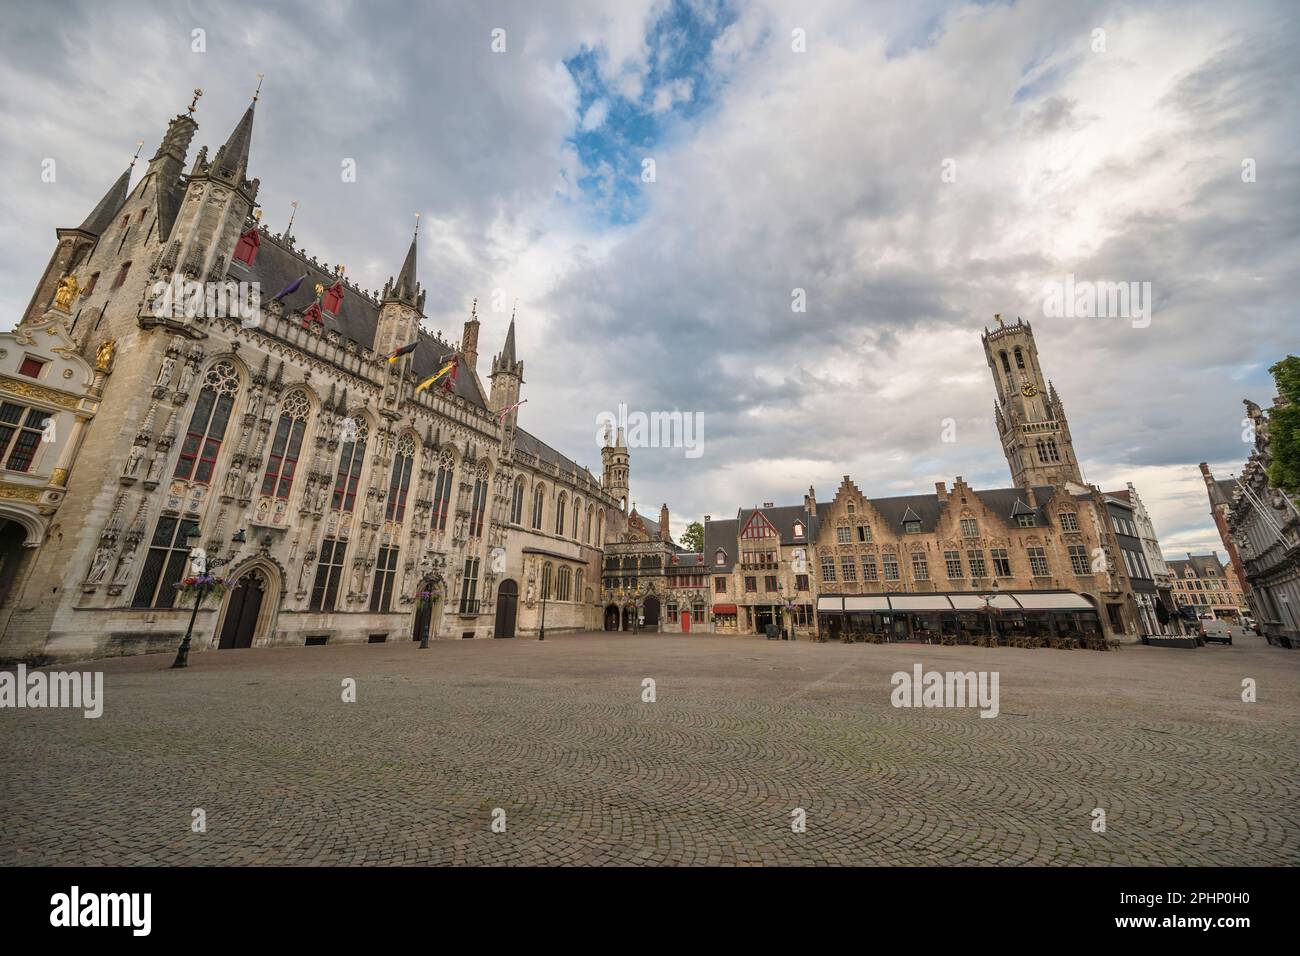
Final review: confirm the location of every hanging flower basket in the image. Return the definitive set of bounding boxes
[416,590,442,611]
[175,575,230,599]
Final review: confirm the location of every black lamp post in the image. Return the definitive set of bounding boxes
[539,587,547,641]
[418,572,443,649]
[171,527,243,669]
[975,579,1001,645]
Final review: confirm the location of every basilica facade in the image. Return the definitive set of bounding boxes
[0,92,648,663]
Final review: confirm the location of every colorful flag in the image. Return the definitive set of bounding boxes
[414,356,457,393]
[496,398,528,422]
[386,341,418,364]
[273,271,308,301]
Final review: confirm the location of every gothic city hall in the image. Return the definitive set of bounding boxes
[0,93,664,662]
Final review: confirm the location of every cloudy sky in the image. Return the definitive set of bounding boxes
[2,0,1296,559]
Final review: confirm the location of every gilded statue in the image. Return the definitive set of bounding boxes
[95,339,116,372]
[54,274,80,311]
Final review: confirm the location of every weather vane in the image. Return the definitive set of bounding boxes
[253,73,264,102]
[187,88,203,114]
[129,140,144,167]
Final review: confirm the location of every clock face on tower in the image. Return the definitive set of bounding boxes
[1021,382,1039,397]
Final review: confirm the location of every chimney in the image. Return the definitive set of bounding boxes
[762,501,774,509]
[935,481,947,497]
[1025,486,1038,508]
[659,503,670,543]
[805,485,817,516]
[704,515,711,523]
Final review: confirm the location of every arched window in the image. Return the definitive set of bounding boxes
[999,350,1010,373]
[385,434,416,522]
[261,391,310,500]
[431,451,455,532]
[541,562,553,600]
[175,360,238,484]
[575,568,584,600]
[1014,346,1025,369]
[596,510,603,544]
[510,476,525,525]
[715,549,727,566]
[557,566,572,601]
[469,463,489,538]
[572,497,582,539]
[533,484,546,530]
[585,504,594,544]
[556,492,567,535]
[331,418,367,512]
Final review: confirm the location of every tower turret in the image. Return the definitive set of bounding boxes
[982,315,1083,488]
[601,420,630,514]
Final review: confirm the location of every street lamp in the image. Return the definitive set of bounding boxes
[778,588,796,640]
[535,582,546,642]
[171,526,240,669]
[418,572,443,649]
[975,579,1001,646]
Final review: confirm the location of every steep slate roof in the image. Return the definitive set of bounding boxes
[513,427,598,485]
[703,518,739,572]
[74,166,133,235]
[736,503,825,542]
[970,486,1058,527]
[228,230,481,406]
[1168,555,1225,578]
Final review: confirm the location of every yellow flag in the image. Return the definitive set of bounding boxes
[414,359,456,393]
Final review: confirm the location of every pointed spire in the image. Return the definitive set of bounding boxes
[502,306,517,366]
[391,214,420,304]
[214,100,256,184]
[75,165,133,236]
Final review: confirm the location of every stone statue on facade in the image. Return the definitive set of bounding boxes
[85,545,114,585]
[155,357,176,388]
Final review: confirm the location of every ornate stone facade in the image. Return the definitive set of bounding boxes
[0,92,637,662]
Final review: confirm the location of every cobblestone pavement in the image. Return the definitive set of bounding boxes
[2,631,1297,866]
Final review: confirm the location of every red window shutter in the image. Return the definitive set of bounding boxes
[322,281,344,315]
[233,227,260,265]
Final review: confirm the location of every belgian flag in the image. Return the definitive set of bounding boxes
[386,341,418,364]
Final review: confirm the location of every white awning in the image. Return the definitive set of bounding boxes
[816,596,843,612]
[844,595,891,611]
[948,594,1019,610]
[1010,592,1096,611]
[887,595,955,612]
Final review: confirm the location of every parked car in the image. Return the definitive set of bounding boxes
[1201,619,1233,645]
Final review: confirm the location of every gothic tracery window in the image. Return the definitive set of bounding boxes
[510,476,526,525]
[469,461,489,538]
[556,492,567,536]
[332,418,368,512]
[261,390,310,500]
[431,450,455,532]
[385,434,416,522]
[175,360,239,484]
[532,483,546,530]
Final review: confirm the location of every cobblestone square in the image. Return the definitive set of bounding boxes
[2,632,1297,866]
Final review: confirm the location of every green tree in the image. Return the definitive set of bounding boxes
[679,520,704,553]
[1267,355,1300,494]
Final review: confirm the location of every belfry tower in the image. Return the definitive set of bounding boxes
[982,315,1083,489]
[601,421,630,514]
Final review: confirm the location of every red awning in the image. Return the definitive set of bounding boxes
[712,604,738,614]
